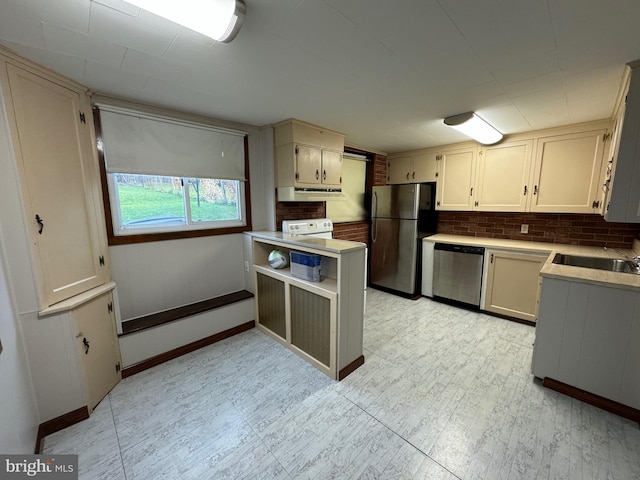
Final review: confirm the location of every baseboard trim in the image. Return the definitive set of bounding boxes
[122,320,255,378]
[120,290,254,336]
[339,355,365,380]
[542,377,640,424]
[34,406,90,453]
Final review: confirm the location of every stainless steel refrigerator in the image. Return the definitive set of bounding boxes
[370,183,437,296]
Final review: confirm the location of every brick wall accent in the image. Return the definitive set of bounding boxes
[333,221,369,244]
[437,212,640,249]
[275,201,325,230]
[373,154,387,186]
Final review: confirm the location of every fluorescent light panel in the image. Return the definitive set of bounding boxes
[444,112,503,145]
[124,0,246,42]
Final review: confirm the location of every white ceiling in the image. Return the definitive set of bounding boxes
[1,0,640,153]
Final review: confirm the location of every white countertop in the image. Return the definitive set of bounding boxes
[424,234,640,292]
[246,231,366,254]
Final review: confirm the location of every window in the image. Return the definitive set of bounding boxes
[96,104,250,242]
[326,153,368,222]
[108,174,244,234]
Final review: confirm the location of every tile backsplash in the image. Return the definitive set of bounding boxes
[437,212,640,249]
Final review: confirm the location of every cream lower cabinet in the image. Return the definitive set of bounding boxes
[529,129,606,213]
[249,234,365,380]
[1,52,108,308]
[72,290,122,411]
[484,250,547,322]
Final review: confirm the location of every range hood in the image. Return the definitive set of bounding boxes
[277,187,344,202]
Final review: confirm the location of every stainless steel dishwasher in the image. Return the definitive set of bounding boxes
[433,243,485,307]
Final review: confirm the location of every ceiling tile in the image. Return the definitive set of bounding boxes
[42,23,125,68]
[88,1,177,58]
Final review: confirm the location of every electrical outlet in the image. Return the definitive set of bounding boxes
[244,260,249,272]
[521,224,529,234]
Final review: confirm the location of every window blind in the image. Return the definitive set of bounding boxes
[98,107,246,181]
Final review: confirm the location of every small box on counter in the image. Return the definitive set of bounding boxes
[290,251,322,282]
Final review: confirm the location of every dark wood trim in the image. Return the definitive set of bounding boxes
[34,406,90,453]
[122,320,255,378]
[92,107,253,246]
[121,290,254,336]
[542,377,640,424]
[338,355,365,380]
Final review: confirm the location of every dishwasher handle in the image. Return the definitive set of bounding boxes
[434,243,485,255]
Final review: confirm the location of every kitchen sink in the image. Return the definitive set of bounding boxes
[552,253,640,274]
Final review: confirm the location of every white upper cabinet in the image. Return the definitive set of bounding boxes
[390,121,610,213]
[435,146,477,210]
[274,118,345,192]
[475,140,533,212]
[1,58,108,308]
[605,60,640,223]
[387,152,437,184]
[529,129,607,214]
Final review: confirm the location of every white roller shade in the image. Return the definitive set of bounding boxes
[99,107,246,181]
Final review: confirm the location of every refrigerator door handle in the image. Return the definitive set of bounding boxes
[371,191,378,242]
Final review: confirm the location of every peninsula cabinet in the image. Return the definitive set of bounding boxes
[1,53,109,308]
[387,152,438,184]
[274,118,345,192]
[247,232,366,380]
[532,277,640,411]
[483,250,547,322]
[528,129,607,213]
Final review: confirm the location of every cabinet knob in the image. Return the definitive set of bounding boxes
[315,169,319,180]
[82,337,90,355]
[533,185,538,195]
[323,170,326,181]
[523,185,528,195]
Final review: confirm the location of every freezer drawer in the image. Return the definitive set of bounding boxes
[433,243,484,306]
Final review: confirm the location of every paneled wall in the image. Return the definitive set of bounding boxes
[437,212,640,249]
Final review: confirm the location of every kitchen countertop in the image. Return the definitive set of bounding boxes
[246,231,366,254]
[424,234,640,292]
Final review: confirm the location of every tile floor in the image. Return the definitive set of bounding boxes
[43,289,640,479]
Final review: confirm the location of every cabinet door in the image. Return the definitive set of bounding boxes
[74,292,121,411]
[6,64,106,306]
[412,152,438,182]
[436,147,477,210]
[295,144,322,185]
[529,130,606,213]
[387,156,412,184]
[321,150,342,186]
[484,251,546,322]
[475,141,532,212]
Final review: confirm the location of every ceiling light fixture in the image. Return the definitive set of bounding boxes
[124,0,246,43]
[443,112,503,145]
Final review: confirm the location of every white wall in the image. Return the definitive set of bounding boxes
[109,119,275,321]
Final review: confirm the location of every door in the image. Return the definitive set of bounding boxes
[436,147,477,210]
[529,130,606,213]
[484,250,546,322]
[295,144,322,185]
[370,218,419,294]
[321,150,342,186]
[412,152,438,183]
[475,141,532,212]
[372,185,419,219]
[387,156,412,184]
[6,64,106,306]
[74,292,121,411]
